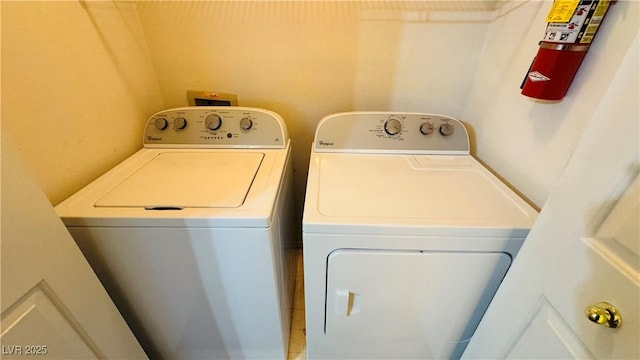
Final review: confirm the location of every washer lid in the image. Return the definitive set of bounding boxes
[95,152,264,208]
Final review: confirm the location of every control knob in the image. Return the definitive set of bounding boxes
[419,122,434,135]
[154,118,168,130]
[384,118,402,136]
[173,117,187,130]
[240,117,253,130]
[205,114,222,131]
[439,123,454,136]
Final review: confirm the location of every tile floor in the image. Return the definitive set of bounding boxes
[287,249,307,360]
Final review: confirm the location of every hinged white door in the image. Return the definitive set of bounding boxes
[1,142,147,359]
[462,34,639,359]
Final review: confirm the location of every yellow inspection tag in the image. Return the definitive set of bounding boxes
[593,0,610,17]
[546,0,580,23]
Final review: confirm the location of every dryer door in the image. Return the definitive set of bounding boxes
[325,249,511,359]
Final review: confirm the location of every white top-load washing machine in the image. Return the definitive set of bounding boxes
[303,112,538,359]
[56,107,297,360]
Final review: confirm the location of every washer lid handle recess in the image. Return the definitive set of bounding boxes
[143,106,289,149]
[313,112,469,155]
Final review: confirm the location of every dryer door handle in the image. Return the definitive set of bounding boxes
[334,289,361,317]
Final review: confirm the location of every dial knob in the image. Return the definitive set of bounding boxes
[420,122,434,135]
[384,118,402,136]
[154,118,168,130]
[205,114,222,131]
[240,117,253,131]
[173,117,187,130]
[439,123,454,136]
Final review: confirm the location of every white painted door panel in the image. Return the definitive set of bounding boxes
[1,141,147,359]
[463,32,639,359]
[503,297,595,359]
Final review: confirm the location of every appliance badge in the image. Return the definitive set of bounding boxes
[528,71,551,82]
[319,140,334,146]
[147,135,162,141]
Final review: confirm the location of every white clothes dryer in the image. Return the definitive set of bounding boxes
[56,107,297,360]
[302,112,538,359]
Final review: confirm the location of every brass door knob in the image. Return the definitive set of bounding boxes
[585,302,622,328]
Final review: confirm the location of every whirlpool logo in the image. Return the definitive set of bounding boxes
[319,140,334,146]
[147,136,162,141]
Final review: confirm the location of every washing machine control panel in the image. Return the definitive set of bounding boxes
[314,112,469,154]
[143,107,289,148]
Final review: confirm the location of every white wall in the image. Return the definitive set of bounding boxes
[463,0,639,208]
[1,1,164,205]
[134,0,492,213]
[3,0,637,213]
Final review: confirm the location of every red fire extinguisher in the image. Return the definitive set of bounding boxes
[521,0,614,100]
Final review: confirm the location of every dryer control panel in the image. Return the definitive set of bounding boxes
[143,107,289,148]
[313,112,469,154]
